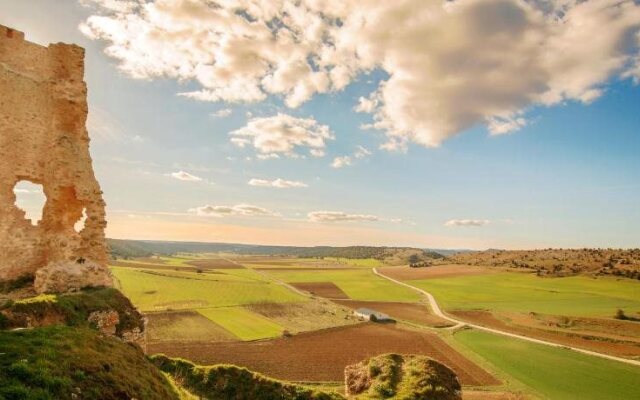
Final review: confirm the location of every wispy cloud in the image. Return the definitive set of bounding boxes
[166,171,203,182]
[248,178,308,189]
[211,108,232,118]
[308,211,379,223]
[189,204,279,218]
[331,145,372,169]
[87,107,145,143]
[444,219,490,227]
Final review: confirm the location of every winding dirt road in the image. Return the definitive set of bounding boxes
[373,268,640,367]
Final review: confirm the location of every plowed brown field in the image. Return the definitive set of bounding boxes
[148,323,499,386]
[290,282,350,299]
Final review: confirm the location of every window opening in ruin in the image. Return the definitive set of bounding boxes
[13,181,46,225]
[75,207,87,233]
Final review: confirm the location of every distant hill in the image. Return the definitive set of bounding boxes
[107,239,445,265]
[444,248,640,279]
[425,248,475,257]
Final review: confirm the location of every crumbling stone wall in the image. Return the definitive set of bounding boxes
[0,25,111,292]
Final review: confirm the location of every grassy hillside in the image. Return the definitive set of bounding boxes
[0,325,346,400]
[0,326,179,400]
[455,329,640,400]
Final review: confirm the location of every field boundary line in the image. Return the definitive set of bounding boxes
[222,257,312,298]
[373,268,640,367]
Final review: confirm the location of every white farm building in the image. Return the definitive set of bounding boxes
[353,308,393,322]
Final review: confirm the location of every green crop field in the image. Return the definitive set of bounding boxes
[110,266,305,311]
[408,272,640,316]
[455,329,640,399]
[263,269,421,302]
[198,307,284,340]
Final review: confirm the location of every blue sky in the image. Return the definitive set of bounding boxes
[2,0,640,249]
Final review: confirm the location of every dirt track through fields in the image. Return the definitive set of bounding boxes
[290,282,350,299]
[148,323,500,386]
[333,300,453,327]
[452,310,640,358]
[374,268,640,367]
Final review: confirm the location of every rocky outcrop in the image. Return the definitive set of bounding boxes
[34,260,112,293]
[0,288,146,349]
[0,25,111,292]
[344,353,462,399]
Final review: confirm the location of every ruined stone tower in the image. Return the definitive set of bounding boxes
[0,25,112,292]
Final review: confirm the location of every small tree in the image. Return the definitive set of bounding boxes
[615,309,628,320]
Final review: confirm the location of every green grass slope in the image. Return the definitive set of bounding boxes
[0,326,179,400]
[455,329,640,400]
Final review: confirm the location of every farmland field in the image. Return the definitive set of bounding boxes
[406,270,640,316]
[148,323,500,385]
[110,266,305,311]
[455,329,640,400]
[111,254,640,399]
[198,307,284,340]
[146,311,236,343]
[263,269,421,302]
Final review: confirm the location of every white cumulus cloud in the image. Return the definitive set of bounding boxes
[229,113,334,158]
[248,178,308,189]
[81,0,640,148]
[308,211,379,223]
[444,219,491,227]
[189,204,279,218]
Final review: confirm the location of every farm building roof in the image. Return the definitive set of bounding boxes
[354,308,391,320]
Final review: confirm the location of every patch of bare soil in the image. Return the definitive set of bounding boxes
[146,310,237,343]
[452,310,640,358]
[246,301,358,333]
[185,258,244,269]
[380,264,494,280]
[290,282,350,299]
[332,300,453,327]
[148,323,500,386]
